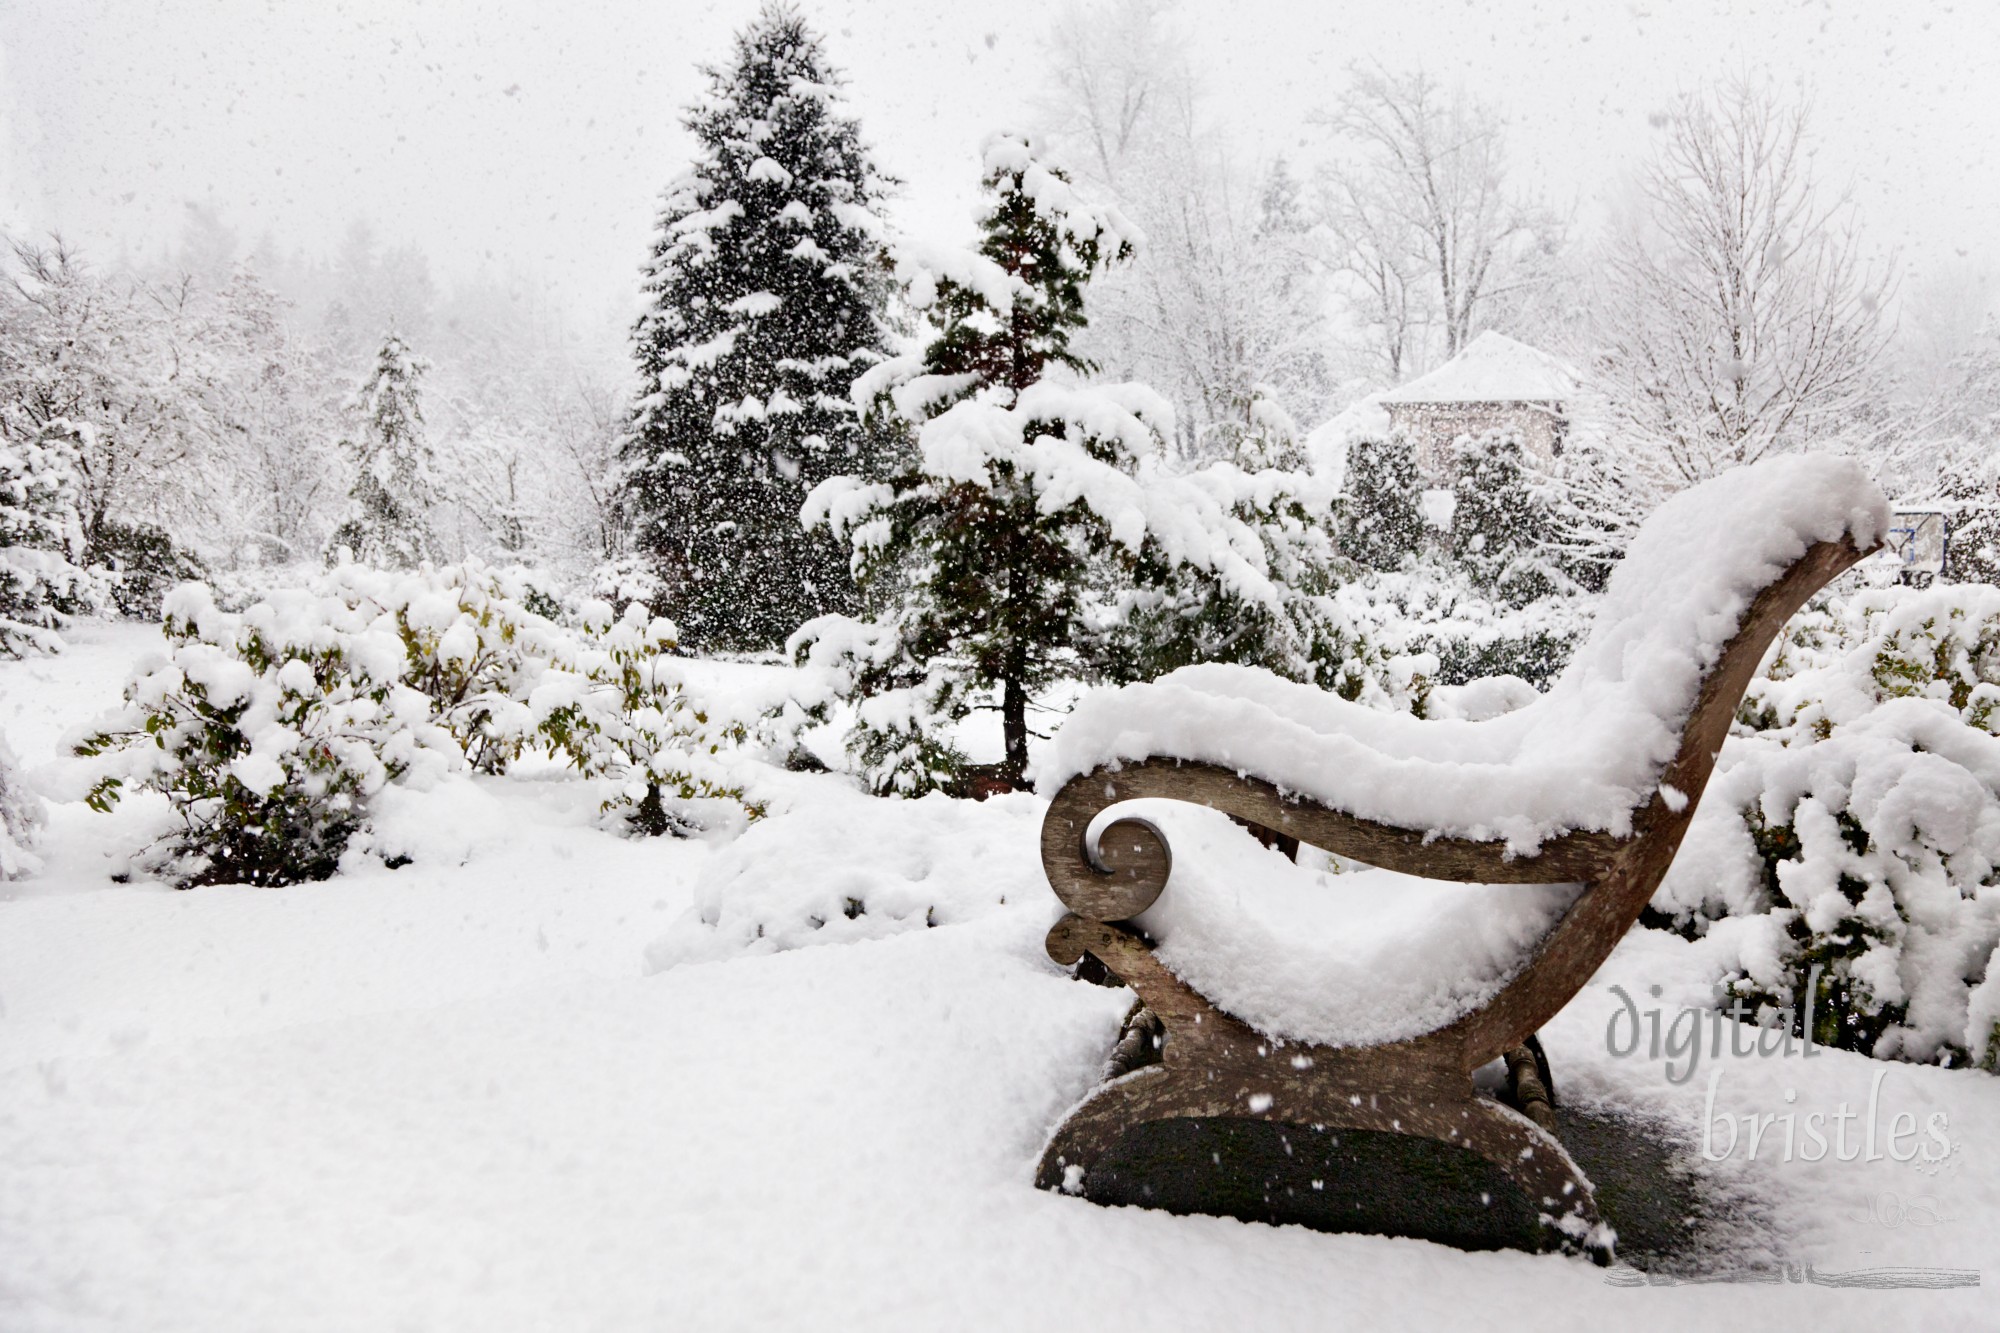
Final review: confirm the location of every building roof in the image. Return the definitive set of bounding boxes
[1378,331,1578,405]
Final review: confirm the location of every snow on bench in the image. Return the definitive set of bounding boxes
[1044,453,1890,854]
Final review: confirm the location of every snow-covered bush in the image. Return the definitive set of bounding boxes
[1653,583,2000,1068]
[1449,429,1569,608]
[585,554,666,620]
[0,419,104,656]
[1235,388,1311,471]
[321,560,565,773]
[75,563,761,884]
[1938,448,2000,586]
[787,613,970,797]
[1338,431,1426,572]
[644,789,1044,969]
[320,563,752,834]
[94,518,208,620]
[1335,568,1591,689]
[1331,428,1587,687]
[75,583,463,887]
[310,562,751,833]
[0,728,45,880]
[535,599,758,837]
[1099,475,1441,714]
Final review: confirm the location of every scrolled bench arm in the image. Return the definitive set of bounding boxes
[1041,777,1172,921]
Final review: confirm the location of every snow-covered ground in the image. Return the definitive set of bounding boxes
[2,623,1995,1331]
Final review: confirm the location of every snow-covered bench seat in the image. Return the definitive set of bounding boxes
[1033,454,1888,1260]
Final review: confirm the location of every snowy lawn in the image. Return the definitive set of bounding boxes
[2,624,1996,1331]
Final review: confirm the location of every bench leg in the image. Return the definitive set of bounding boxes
[1036,1062,1611,1262]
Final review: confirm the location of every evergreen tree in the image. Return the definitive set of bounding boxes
[329,333,437,569]
[899,136,1128,399]
[1449,429,1560,605]
[805,133,1149,788]
[621,3,894,650]
[1932,324,2000,587]
[1939,451,2000,586]
[1340,432,1425,571]
[805,141,1389,795]
[1232,385,1309,472]
[0,418,98,656]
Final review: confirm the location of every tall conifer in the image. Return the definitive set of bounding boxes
[621,3,893,649]
[329,333,437,569]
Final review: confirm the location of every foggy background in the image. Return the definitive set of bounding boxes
[8,0,1997,369]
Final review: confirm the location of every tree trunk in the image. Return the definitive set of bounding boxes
[1000,674,1029,788]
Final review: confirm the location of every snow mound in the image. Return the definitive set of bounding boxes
[1427,674,1540,722]
[644,790,1046,968]
[1045,454,1889,853]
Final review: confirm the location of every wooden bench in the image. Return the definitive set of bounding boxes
[1032,457,1886,1260]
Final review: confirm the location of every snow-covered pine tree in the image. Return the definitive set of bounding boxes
[328,333,438,570]
[1940,451,2000,586]
[1234,386,1309,472]
[804,140,1417,794]
[805,132,1143,787]
[620,3,894,650]
[0,418,98,656]
[1449,429,1561,605]
[1339,432,1426,571]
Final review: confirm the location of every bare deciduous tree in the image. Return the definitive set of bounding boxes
[1580,76,1891,522]
[1315,66,1560,383]
[1316,164,1424,385]
[1037,0,1332,461]
[0,238,238,557]
[1898,260,1996,405]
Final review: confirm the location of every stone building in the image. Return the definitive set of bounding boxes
[1378,332,1578,479]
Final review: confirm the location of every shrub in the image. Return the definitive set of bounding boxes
[1652,583,2000,1068]
[1096,462,1424,701]
[75,583,462,886]
[1448,429,1570,608]
[585,555,665,619]
[1938,450,2000,586]
[1332,429,1586,689]
[1339,431,1426,572]
[787,613,971,798]
[534,600,758,836]
[92,519,207,620]
[321,560,566,774]
[76,563,762,885]
[296,562,752,833]
[0,420,105,657]
[1333,567,1591,689]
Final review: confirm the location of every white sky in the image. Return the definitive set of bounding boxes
[4,0,1997,349]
